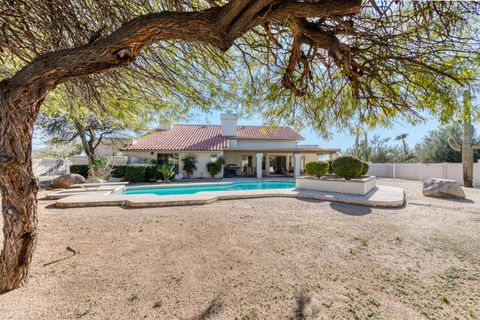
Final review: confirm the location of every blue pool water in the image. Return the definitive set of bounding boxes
[124,181,295,196]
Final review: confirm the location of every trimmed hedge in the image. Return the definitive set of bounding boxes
[124,165,148,182]
[111,165,128,178]
[326,159,334,174]
[145,165,162,181]
[361,161,369,176]
[332,155,363,180]
[71,164,178,182]
[70,164,89,178]
[305,160,329,178]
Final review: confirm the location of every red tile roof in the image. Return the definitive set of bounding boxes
[125,124,303,151]
[237,126,303,140]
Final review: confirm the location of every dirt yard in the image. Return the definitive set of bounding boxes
[0,179,479,319]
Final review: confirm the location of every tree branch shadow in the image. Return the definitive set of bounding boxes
[192,295,224,320]
[42,253,76,267]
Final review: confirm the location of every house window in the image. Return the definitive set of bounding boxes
[157,153,179,173]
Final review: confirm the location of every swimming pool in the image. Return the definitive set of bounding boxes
[124,180,295,196]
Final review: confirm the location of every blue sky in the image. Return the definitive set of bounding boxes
[187,110,440,151]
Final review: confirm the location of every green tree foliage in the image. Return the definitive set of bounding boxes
[2,2,480,137]
[36,112,139,161]
[395,133,409,162]
[38,140,82,159]
[415,124,480,163]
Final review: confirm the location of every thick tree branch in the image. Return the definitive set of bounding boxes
[5,0,362,106]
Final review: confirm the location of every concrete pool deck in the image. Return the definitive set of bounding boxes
[53,185,405,208]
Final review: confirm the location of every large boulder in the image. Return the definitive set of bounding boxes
[51,173,86,189]
[422,178,465,198]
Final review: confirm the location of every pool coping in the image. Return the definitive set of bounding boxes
[54,185,406,208]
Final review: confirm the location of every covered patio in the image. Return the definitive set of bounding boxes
[222,147,339,179]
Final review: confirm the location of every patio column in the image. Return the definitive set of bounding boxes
[294,153,302,177]
[256,153,263,179]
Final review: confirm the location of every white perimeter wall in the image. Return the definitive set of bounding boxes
[368,162,480,187]
[33,156,129,177]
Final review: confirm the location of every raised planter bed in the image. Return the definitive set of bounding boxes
[296,175,376,195]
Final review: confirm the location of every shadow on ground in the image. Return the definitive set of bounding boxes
[423,195,474,204]
[192,296,224,320]
[329,202,372,216]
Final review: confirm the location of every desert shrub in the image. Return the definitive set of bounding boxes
[70,165,89,178]
[158,165,176,181]
[111,165,128,178]
[88,157,112,180]
[332,155,363,180]
[124,165,148,182]
[305,160,329,178]
[361,161,369,176]
[326,159,334,174]
[206,162,222,178]
[182,154,197,178]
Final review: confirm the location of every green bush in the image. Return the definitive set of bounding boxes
[182,154,197,178]
[326,159,334,174]
[124,165,148,182]
[305,160,329,178]
[70,165,89,178]
[361,161,369,176]
[158,165,176,181]
[206,162,222,178]
[88,157,112,180]
[332,155,363,180]
[111,165,128,178]
[145,165,162,181]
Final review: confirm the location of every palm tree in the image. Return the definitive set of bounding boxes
[395,133,409,162]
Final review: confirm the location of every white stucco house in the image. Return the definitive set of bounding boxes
[122,114,339,179]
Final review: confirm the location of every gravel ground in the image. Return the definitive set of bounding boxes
[0,178,479,320]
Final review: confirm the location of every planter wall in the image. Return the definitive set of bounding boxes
[296,176,376,195]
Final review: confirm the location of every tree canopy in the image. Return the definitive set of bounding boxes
[2,1,479,136]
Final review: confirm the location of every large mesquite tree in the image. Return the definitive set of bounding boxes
[0,0,479,291]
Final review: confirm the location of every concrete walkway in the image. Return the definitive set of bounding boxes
[54,185,405,208]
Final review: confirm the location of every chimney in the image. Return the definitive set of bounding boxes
[220,113,238,136]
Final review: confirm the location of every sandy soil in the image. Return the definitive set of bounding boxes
[0,179,479,320]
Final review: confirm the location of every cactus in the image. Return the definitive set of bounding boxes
[354,131,360,158]
[448,90,480,188]
[362,131,369,161]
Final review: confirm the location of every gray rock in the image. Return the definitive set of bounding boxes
[51,174,86,189]
[108,177,123,182]
[422,178,465,198]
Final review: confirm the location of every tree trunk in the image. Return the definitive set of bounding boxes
[462,118,474,188]
[76,123,95,163]
[0,82,39,292]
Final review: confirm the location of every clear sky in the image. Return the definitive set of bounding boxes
[186,110,441,151]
